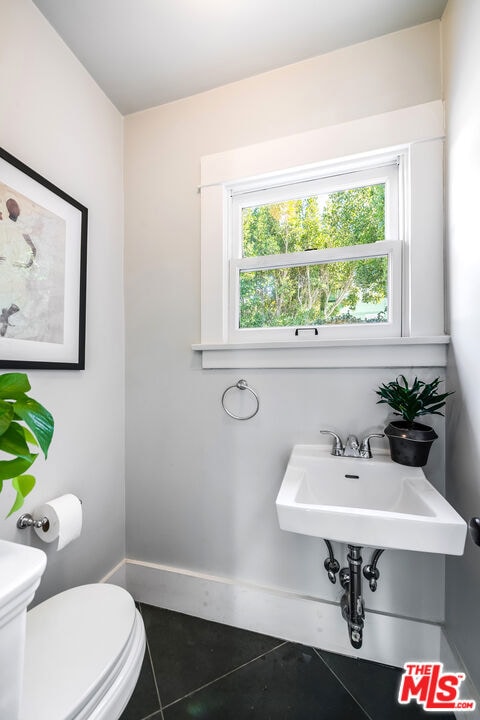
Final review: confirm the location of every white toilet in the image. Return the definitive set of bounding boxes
[0,540,145,720]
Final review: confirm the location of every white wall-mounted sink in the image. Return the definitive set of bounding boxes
[276,445,467,555]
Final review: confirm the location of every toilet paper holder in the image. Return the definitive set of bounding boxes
[17,513,50,530]
[17,498,83,531]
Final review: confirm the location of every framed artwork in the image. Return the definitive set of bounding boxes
[0,147,87,369]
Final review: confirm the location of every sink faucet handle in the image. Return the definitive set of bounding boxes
[359,433,385,458]
[320,430,344,456]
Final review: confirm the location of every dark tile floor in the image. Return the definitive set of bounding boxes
[120,604,455,720]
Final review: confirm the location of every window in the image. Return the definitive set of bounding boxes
[229,162,401,342]
[196,102,447,368]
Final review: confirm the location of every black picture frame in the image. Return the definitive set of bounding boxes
[0,147,87,369]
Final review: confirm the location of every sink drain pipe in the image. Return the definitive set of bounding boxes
[322,542,385,649]
[340,545,364,649]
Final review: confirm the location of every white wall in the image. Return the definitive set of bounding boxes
[0,0,126,602]
[124,21,448,637]
[442,0,480,692]
[0,1,455,659]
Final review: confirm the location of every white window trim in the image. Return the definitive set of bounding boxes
[194,101,447,369]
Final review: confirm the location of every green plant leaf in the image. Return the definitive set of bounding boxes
[0,454,37,481]
[0,373,31,399]
[0,373,54,509]
[12,396,54,458]
[0,422,33,458]
[375,375,453,423]
[420,402,446,416]
[0,400,14,436]
[22,426,38,447]
[6,475,36,517]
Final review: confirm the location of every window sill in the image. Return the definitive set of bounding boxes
[192,336,450,369]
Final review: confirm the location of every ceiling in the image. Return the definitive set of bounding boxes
[32,0,448,116]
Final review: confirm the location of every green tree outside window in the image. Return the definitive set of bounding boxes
[240,184,387,328]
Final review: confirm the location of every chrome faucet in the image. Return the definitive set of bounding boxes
[344,435,360,457]
[320,430,384,459]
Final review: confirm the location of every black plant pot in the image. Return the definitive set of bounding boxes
[384,421,438,467]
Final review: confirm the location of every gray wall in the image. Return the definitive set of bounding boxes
[443,0,480,692]
[124,22,448,624]
[0,0,126,603]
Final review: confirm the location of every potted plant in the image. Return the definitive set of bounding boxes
[375,375,453,467]
[0,372,54,517]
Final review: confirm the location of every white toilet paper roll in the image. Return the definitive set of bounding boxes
[34,494,83,550]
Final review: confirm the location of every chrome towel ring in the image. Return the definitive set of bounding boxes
[221,379,259,420]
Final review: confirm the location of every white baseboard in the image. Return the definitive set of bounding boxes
[440,633,480,720]
[124,557,442,669]
[100,558,126,587]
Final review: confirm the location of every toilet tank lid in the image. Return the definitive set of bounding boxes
[21,583,136,720]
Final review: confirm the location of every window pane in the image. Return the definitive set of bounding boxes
[239,257,388,329]
[242,184,385,257]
